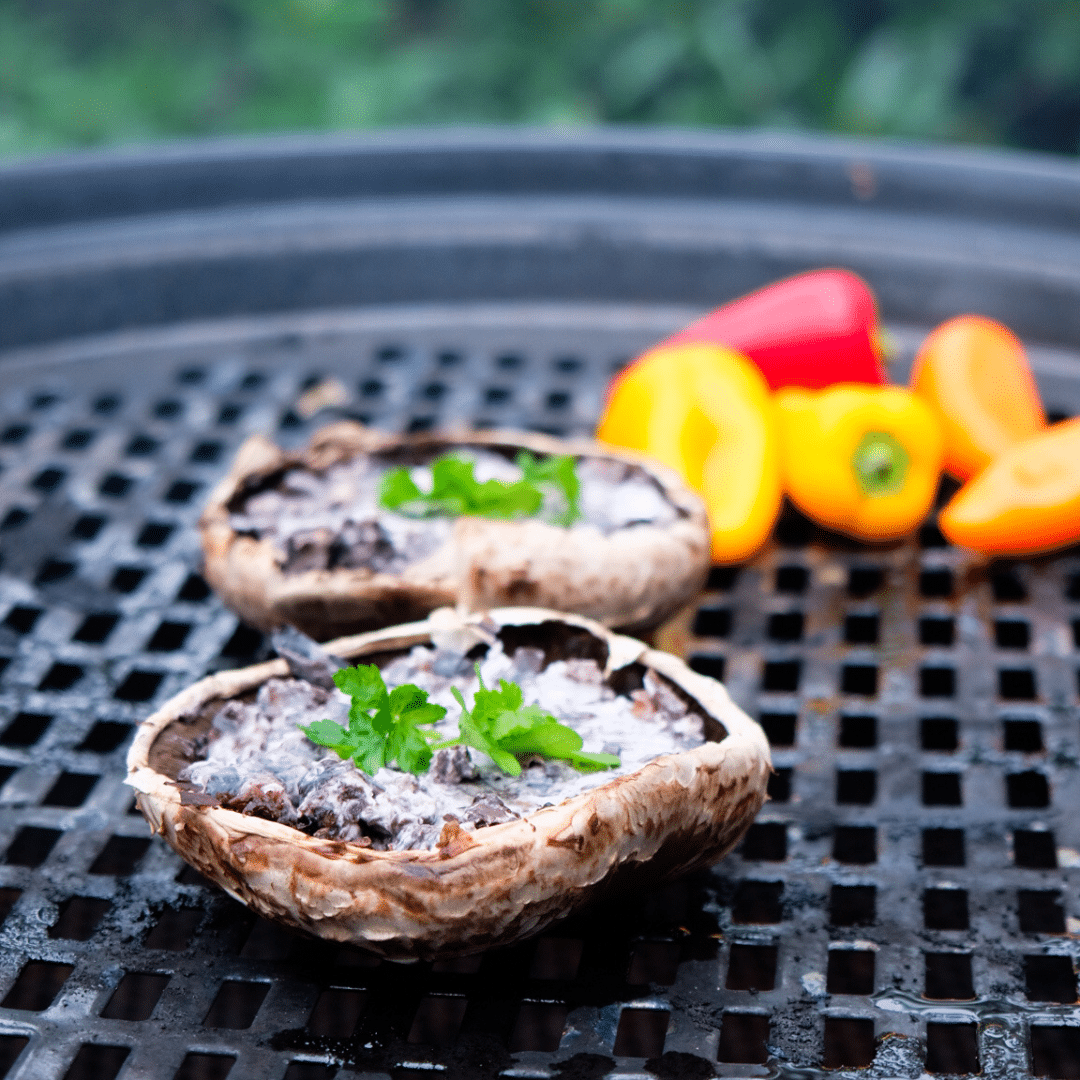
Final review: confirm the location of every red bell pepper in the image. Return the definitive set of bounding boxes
[659,268,885,391]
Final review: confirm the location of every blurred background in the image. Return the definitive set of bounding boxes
[2,0,1080,160]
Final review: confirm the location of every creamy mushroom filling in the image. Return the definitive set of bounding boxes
[229,451,678,575]
[180,640,705,851]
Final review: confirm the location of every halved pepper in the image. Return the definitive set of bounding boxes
[776,384,944,541]
[597,343,781,563]
[938,417,1080,556]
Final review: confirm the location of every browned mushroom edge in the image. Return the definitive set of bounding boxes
[126,608,771,960]
[199,422,711,641]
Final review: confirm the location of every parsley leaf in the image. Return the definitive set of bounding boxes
[437,665,620,776]
[300,663,447,775]
[378,451,579,526]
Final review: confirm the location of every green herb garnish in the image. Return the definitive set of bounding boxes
[378,451,580,526]
[436,665,621,777]
[302,662,620,777]
[300,664,447,775]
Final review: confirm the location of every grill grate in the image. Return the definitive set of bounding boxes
[0,307,1076,1079]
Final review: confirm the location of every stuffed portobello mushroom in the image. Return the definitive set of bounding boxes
[200,423,710,641]
[126,608,770,960]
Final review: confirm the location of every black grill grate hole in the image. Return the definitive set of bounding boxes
[925,953,974,999]
[4,605,41,634]
[919,569,953,598]
[49,896,111,941]
[1015,829,1057,868]
[422,381,447,401]
[110,566,146,593]
[731,881,783,924]
[509,1002,568,1053]
[923,828,965,867]
[822,1017,875,1069]
[240,919,300,961]
[165,480,200,503]
[999,667,1037,699]
[767,767,791,802]
[31,466,65,493]
[484,386,512,406]
[992,569,1028,602]
[191,440,224,463]
[1031,1025,1080,1079]
[837,770,876,805]
[6,826,61,867]
[177,367,206,385]
[692,607,730,638]
[42,771,98,808]
[841,664,878,696]
[1,712,51,747]
[626,940,680,985]
[154,399,183,420]
[554,356,582,373]
[114,670,164,702]
[173,1054,235,1080]
[99,473,132,497]
[145,908,201,951]
[995,619,1030,649]
[839,714,877,748]
[529,937,583,980]
[830,885,876,927]
[125,435,159,457]
[848,567,884,598]
[1004,718,1044,752]
[203,980,270,1029]
[767,612,804,642]
[759,712,796,746]
[922,772,962,806]
[1,425,30,444]
[406,415,435,433]
[178,573,211,602]
[707,566,739,591]
[147,621,191,652]
[612,1007,669,1058]
[775,565,808,594]
[35,558,75,585]
[239,371,266,390]
[0,887,21,927]
[1074,618,1080,649]
[72,613,119,644]
[717,1012,769,1064]
[923,889,969,930]
[1,961,73,1010]
[136,522,173,547]
[919,617,955,646]
[70,513,105,540]
[101,971,169,1021]
[0,508,29,531]
[740,823,787,861]
[921,717,958,751]
[1019,890,1066,934]
[89,835,150,875]
[925,1022,979,1076]
[1008,770,1050,807]
[725,944,777,991]
[93,394,121,415]
[688,655,725,680]
[833,826,877,864]
[30,393,58,410]
[0,766,12,793]
[78,720,132,753]
[844,613,879,644]
[920,666,955,697]
[0,1037,27,1078]
[438,351,462,367]
[763,660,800,692]
[826,949,875,995]
[495,353,522,370]
[217,403,243,425]
[1025,955,1077,1003]
[307,989,367,1038]
[546,391,571,410]
[62,1044,130,1080]
[221,623,265,660]
[407,995,468,1046]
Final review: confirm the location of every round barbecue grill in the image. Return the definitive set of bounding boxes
[0,128,1079,1080]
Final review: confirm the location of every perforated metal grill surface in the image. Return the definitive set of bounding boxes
[0,305,1077,1080]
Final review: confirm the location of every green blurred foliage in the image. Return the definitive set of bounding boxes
[1,0,1080,158]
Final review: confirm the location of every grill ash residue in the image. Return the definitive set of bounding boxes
[229,450,678,575]
[179,642,704,851]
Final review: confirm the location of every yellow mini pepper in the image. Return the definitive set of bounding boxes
[597,343,782,563]
[776,384,944,541]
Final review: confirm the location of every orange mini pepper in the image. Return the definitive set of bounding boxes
[597,343,781,564]
[939,417,1080,556]
[910,315,1046,480]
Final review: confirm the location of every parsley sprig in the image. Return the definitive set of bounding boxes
[302,662,619,777]
[437,665,621,776]
[378,451,580,527]
[300,664,446,775]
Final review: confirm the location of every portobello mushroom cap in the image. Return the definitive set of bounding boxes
[199,423,710,641]
[126,608,771,960]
